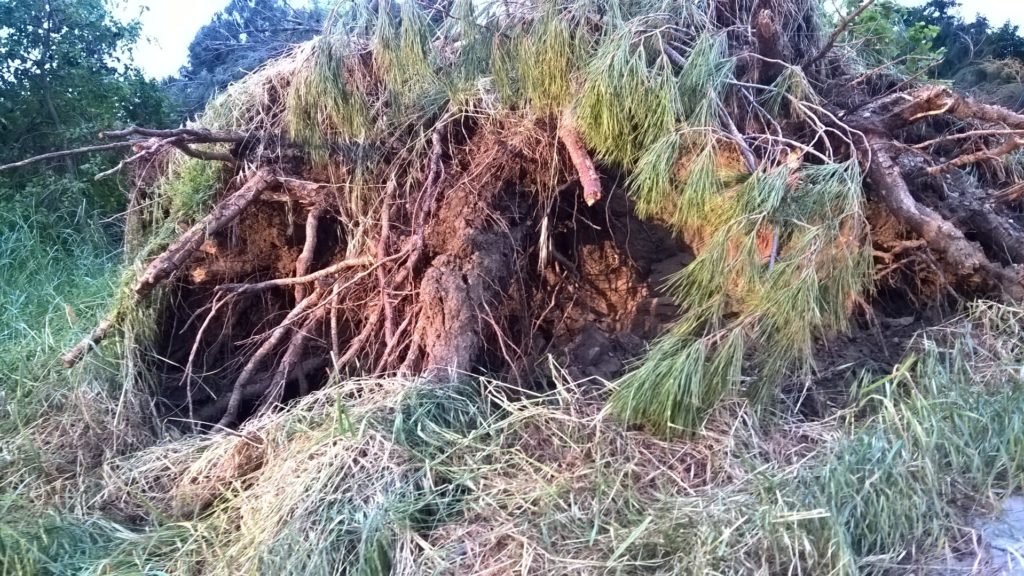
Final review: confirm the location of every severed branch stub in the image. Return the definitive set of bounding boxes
[558,110,602,206]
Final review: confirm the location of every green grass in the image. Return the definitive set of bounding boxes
[3,301,1021,574]
[0,200,121,433]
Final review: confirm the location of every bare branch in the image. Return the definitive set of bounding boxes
[0,142,134,172]
[927,138,1024,175]
[100,126,246,143]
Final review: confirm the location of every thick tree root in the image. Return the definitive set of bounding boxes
[865,140,1023,299]
[135,169,277,298]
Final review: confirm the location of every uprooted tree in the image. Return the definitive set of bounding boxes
[9,0,1024,434]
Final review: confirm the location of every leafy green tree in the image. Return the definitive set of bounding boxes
[0,0,172,212]
[843,0,944,77]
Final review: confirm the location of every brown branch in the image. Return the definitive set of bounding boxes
[4,126,246,173]
[0,142,134,172]
[886,86,1024,130]
[804,0,877,69]
[218,256,375,295]
[134,169,277,299]
[100,126,246,143]
[61,316,116,368]
[926,138,1024,175]
[94,147,156,181]
[557,111,602,206]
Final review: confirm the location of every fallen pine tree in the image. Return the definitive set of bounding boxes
[8,0,1024,434]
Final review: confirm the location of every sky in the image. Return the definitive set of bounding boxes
[118,1,231,79]
[935,1,1024,28]
[121,0,1024,79]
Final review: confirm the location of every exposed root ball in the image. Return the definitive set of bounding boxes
[55,0,1024,433]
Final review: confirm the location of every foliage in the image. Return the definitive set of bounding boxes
[841,0,945,77]
[0,0,173,212]
[0,201,120,434]
[903,0,1024,76]
[169,0,328,117]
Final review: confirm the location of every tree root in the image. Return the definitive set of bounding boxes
[294,205,325,301]
[135,169,277,298]
[865,139,1023,299]
[217,287,324,428]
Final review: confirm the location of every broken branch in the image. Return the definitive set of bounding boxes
[558,111,602,206]
[100,126,246,143]
[134,169,277,299]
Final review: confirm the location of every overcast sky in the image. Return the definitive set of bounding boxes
[897,0,1024,28]
[122,0,1024,79]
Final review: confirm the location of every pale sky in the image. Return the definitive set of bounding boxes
[121,0,1024,79]
[937,1,1024,28]
[118,1,232,79]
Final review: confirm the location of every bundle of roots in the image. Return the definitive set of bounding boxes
[20,0,1024,433]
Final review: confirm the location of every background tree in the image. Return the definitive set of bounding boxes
[841,0,944,77]
[169,0,327,117]
[845,0,1024,110]
[0,0,172,212]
